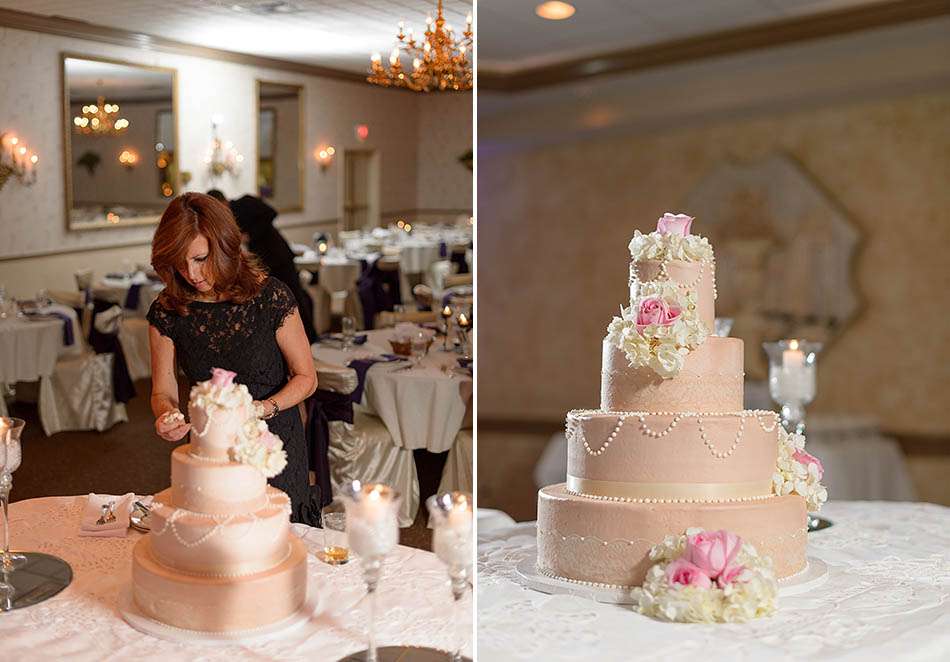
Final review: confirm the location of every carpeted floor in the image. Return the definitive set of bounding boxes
[7,380,441,551]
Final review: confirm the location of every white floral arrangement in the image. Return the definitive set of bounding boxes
[632,528,778,623]
[773,428,827,512]
[628,213,714,264]
[231,418,288,479]
[607,281,709,378]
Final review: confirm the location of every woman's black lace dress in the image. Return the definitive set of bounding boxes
[147,277,320,526]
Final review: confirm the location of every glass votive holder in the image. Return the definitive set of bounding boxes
[762,339,823,434]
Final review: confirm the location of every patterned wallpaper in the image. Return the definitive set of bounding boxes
[416,92,473,212]
[0,26,426,259]
[477,91,950,435]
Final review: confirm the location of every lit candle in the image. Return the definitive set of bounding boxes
[776,339,815,402]
[432,501,472,568]
[782,339,804,369]
[457,313,469,329]
[441,305,452,319]
[346,485,398,559]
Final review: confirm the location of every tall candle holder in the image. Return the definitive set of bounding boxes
[440,305,453,352]
[338,481,401,662]
[762,339,822,434]
[426,492,473,662]
[456,313,471,358]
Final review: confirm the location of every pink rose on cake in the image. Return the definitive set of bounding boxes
[665,558,712,588]
[210,367,237,388]
[684,530,742,580]
[635,296,682,332]
[656,213,693,236]
[792,449,824,479]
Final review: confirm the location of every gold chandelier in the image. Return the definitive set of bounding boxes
[73,95,130,136]
[368,0,472,92]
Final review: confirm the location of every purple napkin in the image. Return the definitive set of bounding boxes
[49,311,75,346]
[124,283,142,310]
[347,354,402,403]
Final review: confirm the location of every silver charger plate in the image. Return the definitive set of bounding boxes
[337,646,469,661]
[2,552,73,610]
[514,555,829,605]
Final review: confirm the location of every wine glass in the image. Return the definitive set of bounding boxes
[341,316,356,351]
[426,492,473,662]
[0,418,26,576]
[338,481,401,662]
[410,330,428,369]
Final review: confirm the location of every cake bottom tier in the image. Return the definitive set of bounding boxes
[131,535,308,632]
[537,483,807,587]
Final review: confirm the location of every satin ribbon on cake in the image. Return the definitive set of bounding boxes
[566,475,772,500]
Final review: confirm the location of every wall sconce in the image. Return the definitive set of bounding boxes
[118,149,139,169]
[0,132,39,191]
[314,145,335,171]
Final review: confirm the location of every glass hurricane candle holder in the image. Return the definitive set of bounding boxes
[339,481,401,662]
[762,339,822,434]
[426,492,473,662]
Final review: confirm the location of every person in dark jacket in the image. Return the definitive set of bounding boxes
[207,190,317,343]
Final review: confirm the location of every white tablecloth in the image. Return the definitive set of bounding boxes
[312,329,472,453]
[0,318,62,384]
[399,242,441,274]
[478,501,950,661]
[534,418,918,502]
[1,496,471,660]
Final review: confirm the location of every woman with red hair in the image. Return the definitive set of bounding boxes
[147,192,320,525]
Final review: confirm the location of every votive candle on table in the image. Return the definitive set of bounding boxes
[775,339,815,403]
[344,483,399,559]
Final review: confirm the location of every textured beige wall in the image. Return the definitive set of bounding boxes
[478,91,950,435]
[416,92,472,211]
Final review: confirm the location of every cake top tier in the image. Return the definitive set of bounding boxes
[188,368,288,479]
[607,214,717,379]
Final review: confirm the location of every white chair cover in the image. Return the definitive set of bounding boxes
[93,305,123,335]
[328,413,419,527]
[40,351,128,436]
[118,318,151,381]
[437,429,473,495]
[427,260,456,292]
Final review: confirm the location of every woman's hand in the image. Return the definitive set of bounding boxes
[155,410,191,442]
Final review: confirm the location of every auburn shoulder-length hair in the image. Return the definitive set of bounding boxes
[151,192,266,315]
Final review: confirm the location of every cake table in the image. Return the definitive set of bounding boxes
[1,496,472,660]
[478,501,950,662]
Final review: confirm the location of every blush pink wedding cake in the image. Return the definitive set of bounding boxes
[536,214,825,589]
[130,369,308,632]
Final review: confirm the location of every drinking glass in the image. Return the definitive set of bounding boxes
[410,330,428,368]
[319,501,349,565]
[0,418,26,576]
[341,316,356,351]
[427,492,473,662]
[36,289,51,309]
[339,481,401,662]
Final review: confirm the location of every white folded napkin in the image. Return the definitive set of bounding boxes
[79,492,135,538]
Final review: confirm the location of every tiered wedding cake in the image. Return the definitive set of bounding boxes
[537,214,825,590]
[131,369,308,632]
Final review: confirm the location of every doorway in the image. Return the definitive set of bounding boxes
[341,149,380,231]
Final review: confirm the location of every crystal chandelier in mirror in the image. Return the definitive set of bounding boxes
[368,0,472,92]
[73,89,130,136]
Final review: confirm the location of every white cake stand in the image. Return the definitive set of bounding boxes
[118,573,324,645]
[514,556,828,605]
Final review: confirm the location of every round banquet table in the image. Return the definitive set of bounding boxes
[477,501,950,662]
[0,317,63,419]
[312,328,473,453]
[0,496,472,661]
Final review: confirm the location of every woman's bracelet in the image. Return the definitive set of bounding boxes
[265,398,280,419]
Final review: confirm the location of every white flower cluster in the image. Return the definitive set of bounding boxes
[190,379,254,414]
[773,428,827,512]
[628,229,714,263]
[230,418,288,479]
[606,282,709,378]
[632,528,778,624]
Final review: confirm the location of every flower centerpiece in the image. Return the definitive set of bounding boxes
[772,428,828,511]
[633,529,778,623]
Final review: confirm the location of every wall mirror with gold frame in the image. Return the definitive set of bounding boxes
[62,54,178,230]
[256,80,304,212]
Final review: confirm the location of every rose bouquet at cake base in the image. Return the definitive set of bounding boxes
[632,529,778,623]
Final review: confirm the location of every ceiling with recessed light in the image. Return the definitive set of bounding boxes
[479,0,890,73]
[0,0,472,74]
